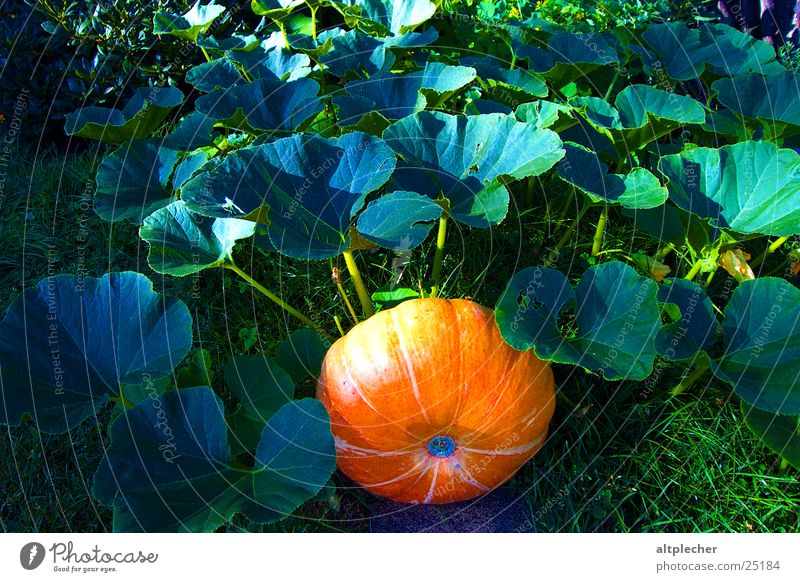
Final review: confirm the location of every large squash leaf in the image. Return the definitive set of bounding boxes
[383,111,564,227]
[713,72,800,139]
[356,190,442,250]
[140,201,256,276]
[224,356,296,453]
[196,77,323,133]
[655,278,719,361]
[556,143,667,209]
[495,261,662,380]
[742,402,800,470]
[64,87,184,143]
[575,85,705,153]
[181,132,396,259]
[641,22,783,81]
[153,1,226,42]
[335,0,437,35]
[712,278,800,415]
[0,273,192,433]
[94,139,179,224]
[334,62,476,125]
[93,387,335,531]
[658,141,800,237]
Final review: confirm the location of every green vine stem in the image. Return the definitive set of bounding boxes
[342,250,375,318]
[223,262,323,334]
[684,259,704,281]
[604,66,622,101]
[591,204,609,257]
[309,4,318,40]
[655,242,676,260]
[671,359,711,396]
[751,235,790,269]
[430,215,448,298]
[331,264,359,325]
[553,203,589,255]
[199,46,212,63]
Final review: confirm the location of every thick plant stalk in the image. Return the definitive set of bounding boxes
[752,235,790,268]
[684,259,704,281]
[553,203,589,255]
[430,215,448,298]
[332,266,359,325]
[671,360,711,396]
[342,250,375,318]
[591,204,609,257]
[224,263,322,333]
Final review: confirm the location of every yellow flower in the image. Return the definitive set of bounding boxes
[509,6,521,18]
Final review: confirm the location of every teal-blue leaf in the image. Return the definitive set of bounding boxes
[356,190,442,250]
[658,141,800,237]
[0,272,192,433]
[94,387,335,531]
[383,111,564,226]
[181,132,396,259]
[140,201,255,276]
[94,139,179,224]
[496,262,662,380]
[712,278,800,415]
[655,278,719,361]
[64,87,184,143]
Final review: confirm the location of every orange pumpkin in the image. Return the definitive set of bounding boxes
[316,298,556,504]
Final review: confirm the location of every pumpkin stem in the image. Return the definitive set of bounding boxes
[342,250,375,318]
[430,215,448,298]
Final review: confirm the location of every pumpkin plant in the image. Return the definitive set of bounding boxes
[2,0,800,531]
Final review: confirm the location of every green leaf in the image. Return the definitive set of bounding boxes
[713,72,800,139]
[462,56,548,99]
[94,387,335,531]
[641,22,783,81]
[383,111,564,227]
[516,32,618,87]
[196,77,323,133]
[334,62,476,125]
[742,401,800,470]
[181,132,396,259]
[319,29,396,77]
[658,141,800,237]
[251,0,304,17]
[556,143,667,209]
[140,201,255,276]
[225,356,295,452]
[576,85,705,152]
[64,87,184,143]
[356,190,442,250]
[162,112,218,150]
[275,329,330,383]
[335,0,437,35]
[371,286,419,310]
[712,278,800,415]
[0,273,192,433]
[176,348,214,388]
[515,100,573,130]
[153,1,226,43]
[495,262,662,380]
[655,279,719,361]
[94,139,179,224]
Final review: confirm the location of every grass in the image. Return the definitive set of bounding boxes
[1,142,798,533]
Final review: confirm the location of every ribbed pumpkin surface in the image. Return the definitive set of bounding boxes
[316,298,556,504]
